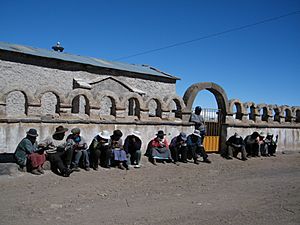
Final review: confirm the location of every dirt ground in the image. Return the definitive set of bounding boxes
[0,152,299,225]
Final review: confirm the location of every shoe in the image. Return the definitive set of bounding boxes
[85,167,90,171]
[226,156,233,160]
[134,164,141,168]
[203,158,211,163]
[194,160,199,165]
[118,164,125,170]
[31,169,41,175]
[93,167,99,171]
[72,166,80,172]
[242,158,248,161]
[182,160,188,163]
[37,166,44,174]
[18,166,27,172]
[62,168,73,177]
[152,158,157,166]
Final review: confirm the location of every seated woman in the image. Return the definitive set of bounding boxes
[14,128,46,175]
[111,130,129,170]
[147,130,172,165]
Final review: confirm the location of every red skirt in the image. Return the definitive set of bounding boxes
[28,153,46,168]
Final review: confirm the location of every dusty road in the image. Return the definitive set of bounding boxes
[0,153,299,225]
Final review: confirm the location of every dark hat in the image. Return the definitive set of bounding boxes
[156,130,166,136]
[26,128,38,137]
[71,127,80,134]
[195,106,202,111]
[113,129,123,137]
[179,132,187,141]
[54,125,68,135]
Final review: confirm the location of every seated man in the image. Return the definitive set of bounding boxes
[124,131,142,168]
[39,125,73,177]
[14,128,46,175]
[170,132,188,164]
[110,130,129,170]
[258,132,267,157]
[67,128,90,171]
[264,133,278,156]
[187,130,211,164]
[225,132,247,161]
[244,131,260,157]
[147,130,172,165]
[89,130,111,170]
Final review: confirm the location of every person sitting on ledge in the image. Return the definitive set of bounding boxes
[124,131,142,168]
[264,133,278,157]
[146,130,172,165]
[67,128,90,171]
[187,130,211,164]
[224,132,247,161]
[14,128,46,175]
[244,131,260,157]
[169,132,189,164]
[110,130,129,170]
[38,126,73,177]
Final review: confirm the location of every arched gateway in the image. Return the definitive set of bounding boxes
[183,82,229,152]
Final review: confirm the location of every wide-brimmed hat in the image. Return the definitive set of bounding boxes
[71,128,80,135]
[131,130,141,139]
[179,132,187,141]
[26,128,38,137]
[54,126,68,135]
[259,131,265,137]
[267,132,273,136]
[192,130,201,137]
[99,130,111,140]
[156,130,166,136]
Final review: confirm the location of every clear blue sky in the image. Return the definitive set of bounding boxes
[1,0,299,109]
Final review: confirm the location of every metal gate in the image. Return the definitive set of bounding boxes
[201,108,222,152]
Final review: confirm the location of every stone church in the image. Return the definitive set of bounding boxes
[0,41,299,153]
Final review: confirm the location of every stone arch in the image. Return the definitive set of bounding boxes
[5,90,28,116]
[244,102,257,122]
[67,89,95,106]
[35,86,65,105]
[269,105,281,122]
[293,107,300,123]
[96,91,120,117]
[281,106,292,122]
[120,93,144,119]
[228,99,244,120]
[165,95,186,119]
[71,95,90,115]
[183,82,228,122]
[145,96,165,118]
[41,92,60,115]
[257,104,270,122]
[1,86,35,104]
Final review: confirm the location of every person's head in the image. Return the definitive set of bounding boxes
[178,132,187,142]
[234,132,241,138]
[99,130,111,141]
[53,125,68,140]
[195,106,202,115]
[156,130,166,140]
[26,128,38,141]
[112,129,123,141]
[131,130,141,140]
[251,131,259,139]
[71,128,81,142]
[192,130,201,138]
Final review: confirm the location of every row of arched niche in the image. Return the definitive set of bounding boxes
[1,82,300,123]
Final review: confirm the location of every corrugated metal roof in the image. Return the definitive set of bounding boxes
[0,41,179,80]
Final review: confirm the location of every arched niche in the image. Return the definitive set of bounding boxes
[72,95,90,116]
[6,90,28,117]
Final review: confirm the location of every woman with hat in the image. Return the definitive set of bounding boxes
[89,130,112,170]
[14,128,46,175]
[39,125,73,177]
[110,130,129,170]
[147,130,172,165]
[124,130,142,168]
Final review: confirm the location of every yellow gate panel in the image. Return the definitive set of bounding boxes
[203,136,219,152]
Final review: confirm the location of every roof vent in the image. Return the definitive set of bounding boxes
[52,42,64,52]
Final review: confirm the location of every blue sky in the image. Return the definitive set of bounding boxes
[1,0,299,109]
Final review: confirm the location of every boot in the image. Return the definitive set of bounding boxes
[203,158,211,164]
[31,169,41,175]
